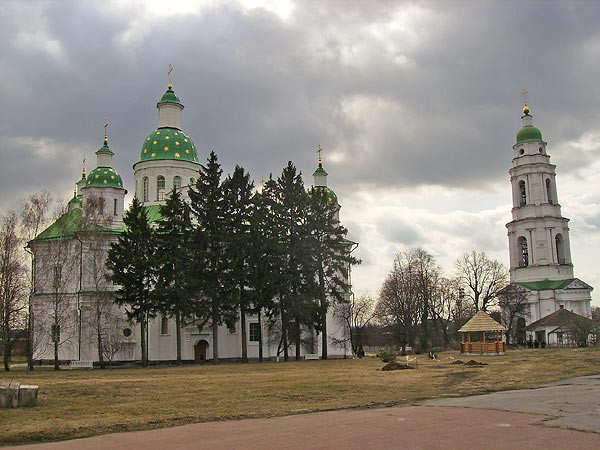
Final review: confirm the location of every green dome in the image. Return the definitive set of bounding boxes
[158,88,182,106]
[517,125,543,144]
[140,127,199,162]
[86,166,125,189]
[312,186,338,205]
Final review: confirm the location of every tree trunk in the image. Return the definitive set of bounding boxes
[295,319,301,361]
[257,309,263,362]
[318,266,328,360]
[240,291,248,363]
[212,307,219,362]
[53,331,59,371]
[281,308,289,362]
[3,335,11,371]
[26,311,34,372]
[175,310,182,365]
[140,318,147,367]
[97,310,105,369]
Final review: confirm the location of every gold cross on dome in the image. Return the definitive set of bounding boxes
[317,144,323,164]
[168,64,173,88]
[522,89,528,106]
[104,118,108,141]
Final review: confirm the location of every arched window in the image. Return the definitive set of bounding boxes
[161,316,169,335]
[517,236,529,267]
[546,178,553,205]
[157,176,166,201]
[173,176,182,190]
[555,233,565,264]
[142,177,149,202]
[518,180,527,206]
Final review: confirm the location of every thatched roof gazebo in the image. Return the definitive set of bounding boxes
[458,311,506,355]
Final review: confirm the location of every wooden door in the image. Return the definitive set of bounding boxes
[194,340,208,363]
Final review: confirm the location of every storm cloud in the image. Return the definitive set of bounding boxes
[1,0,600,301]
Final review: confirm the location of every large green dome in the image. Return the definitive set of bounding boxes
[516,125,543,144]
[86,167,124,189]
[312,186,338,205]
[140,127,199,162]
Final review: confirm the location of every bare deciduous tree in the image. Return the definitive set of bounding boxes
[335,293,376,356]
[455,251,508,312]
[498,283,530,345]
[0,211,28,371]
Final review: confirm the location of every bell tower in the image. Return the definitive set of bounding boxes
[506,99,573,282]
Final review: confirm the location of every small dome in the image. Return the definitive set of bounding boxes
[312,185,338,205]
[158,88,182,106]
[86,166,125,189]
[140,127,199,163]
[516,126,543,144]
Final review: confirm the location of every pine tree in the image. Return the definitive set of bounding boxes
[273,162,316,361]
[188,151,232,362]
[107,197,156,367]
[222,166,255,362]
[155,189,196,365]
[307,186,360,359]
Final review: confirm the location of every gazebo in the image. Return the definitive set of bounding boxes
[458,310,506,355]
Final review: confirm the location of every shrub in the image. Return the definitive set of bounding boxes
[378,351,397,363]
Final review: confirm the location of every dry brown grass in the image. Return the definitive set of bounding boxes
[1,347,599,445]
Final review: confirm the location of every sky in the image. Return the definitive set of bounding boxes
[1,0,600,305]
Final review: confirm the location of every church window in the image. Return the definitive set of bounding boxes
[249,323,260,342]
[546,178,553,205]
[519,180,527,206]
[123,328,132,337]
[227,321,236,334]
[539,147,543,153]
[157,176,165,201]
[113,198,118,215]
[519,148,525,155]
[142,177,149,202]
[160,316,169,335]
[555,233,565,264]
[517,236,529,267]
[173,176,182,190]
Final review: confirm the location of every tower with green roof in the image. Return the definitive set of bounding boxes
[133,78,200,206]
[312,145,339,218]
[503,97,592,336]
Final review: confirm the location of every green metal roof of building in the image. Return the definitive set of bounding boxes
[517,279,575,291]
[85,166,125,189]
[312,185,338,205]
[157,87,182,106]
[32,205,162,242]
[140,127,198,163]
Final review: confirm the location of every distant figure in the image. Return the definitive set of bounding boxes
[428,351,437,360]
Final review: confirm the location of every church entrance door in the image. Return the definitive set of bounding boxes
[194,340,209,363]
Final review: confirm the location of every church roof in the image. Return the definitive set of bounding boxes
[85,166,125,189]
[139,127,199,163]
[516,278,592,292]
[525,308,597,331]
[157,87,182,106]
[516,124,543,144]
[31,205,162,242]
[459,310,506,332]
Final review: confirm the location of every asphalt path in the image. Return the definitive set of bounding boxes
[12,375,600,449]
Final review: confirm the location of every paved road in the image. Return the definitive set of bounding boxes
[14,375,600,450]
[420,374,600,433]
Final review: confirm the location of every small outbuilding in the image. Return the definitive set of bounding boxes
[458,310,506,355]
[525,306,598,348]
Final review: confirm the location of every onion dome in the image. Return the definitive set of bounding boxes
[516,103,543,144]
[312,185,338,204]
[140,127,198,162]
[157,86,182,106]
[86,166,125,189]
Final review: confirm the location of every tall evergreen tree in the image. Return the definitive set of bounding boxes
[307,186,360,359]
[222,166,254,362]
[188,151,232,362]
[273,162,316,361]
[107,197,156,367]
[155,189,196,365]
[247,177,279,362]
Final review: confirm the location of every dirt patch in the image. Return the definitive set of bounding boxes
[464,360,488,366]
[381,362,415,371]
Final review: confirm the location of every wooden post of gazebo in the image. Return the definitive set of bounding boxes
[458,311,507,355]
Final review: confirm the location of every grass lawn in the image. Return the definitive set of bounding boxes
[1,347,599,445]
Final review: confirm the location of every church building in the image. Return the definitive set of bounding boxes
[28,79,353,365]
[504,99,593,345]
